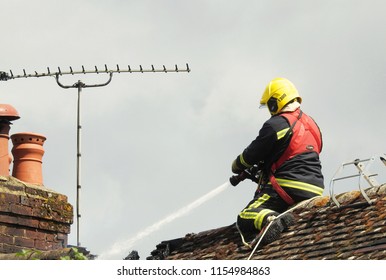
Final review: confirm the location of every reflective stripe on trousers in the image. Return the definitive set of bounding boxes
[238,194,276,231]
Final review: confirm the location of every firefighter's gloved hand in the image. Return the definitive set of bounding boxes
[232,159,243,174]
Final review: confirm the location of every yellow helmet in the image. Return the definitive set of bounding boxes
[260,77,302,115]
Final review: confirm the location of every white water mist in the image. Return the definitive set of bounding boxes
[98,181,230,259]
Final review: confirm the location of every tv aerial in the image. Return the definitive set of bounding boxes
[1,63,190,247]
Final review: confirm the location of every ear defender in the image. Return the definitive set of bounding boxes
[267,97,278,114]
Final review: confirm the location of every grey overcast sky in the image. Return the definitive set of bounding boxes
[1,0,385,259]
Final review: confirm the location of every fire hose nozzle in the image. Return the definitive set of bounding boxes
[229,164,263,186]
[229,175,240,186]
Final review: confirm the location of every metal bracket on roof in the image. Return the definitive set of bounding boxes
[329,155,386,207]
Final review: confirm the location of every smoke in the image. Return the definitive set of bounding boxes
[98,181,230,259]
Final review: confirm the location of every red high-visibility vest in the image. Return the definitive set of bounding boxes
[271,109,322,173]
[269,108,322,205]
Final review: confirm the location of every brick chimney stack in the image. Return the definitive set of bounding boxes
[0,103,74,254]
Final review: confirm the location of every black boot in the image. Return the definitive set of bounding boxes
[259,212,295,246]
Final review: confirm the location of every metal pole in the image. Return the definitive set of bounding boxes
[55,73,113,248]
[76,81,84,247]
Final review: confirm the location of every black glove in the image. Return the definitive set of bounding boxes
[232,159,243,174]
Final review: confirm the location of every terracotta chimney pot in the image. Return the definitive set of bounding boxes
[11,132,46,185]
[0,104,20,176]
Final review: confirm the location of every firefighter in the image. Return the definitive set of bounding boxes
[232,77,324,245]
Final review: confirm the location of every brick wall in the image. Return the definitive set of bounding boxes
[0,176,73,253]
